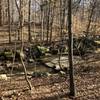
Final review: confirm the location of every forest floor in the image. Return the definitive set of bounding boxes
[0,26,100,100]
[0,53,100,100]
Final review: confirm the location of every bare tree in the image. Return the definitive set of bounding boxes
[28,0,32,42]
[49,1,55,43]
[40,0,45,42]
[16,0,32,90]
[60,0,66,41]
[86,0,96,36]
[0,0,2,26]
[67,0,75,96]
[46,0,50,43]
[7,0,11,43]
[15,0,21,40]
[11,0,14,24]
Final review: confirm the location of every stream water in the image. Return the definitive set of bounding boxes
[0,55,83,75]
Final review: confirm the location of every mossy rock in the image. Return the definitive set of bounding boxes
[32,72,49,77]
[0,51,13,60]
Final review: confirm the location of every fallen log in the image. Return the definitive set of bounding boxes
[1,88,28,97]
[1,90,18,97]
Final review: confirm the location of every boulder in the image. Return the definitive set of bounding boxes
[0,74,7,81]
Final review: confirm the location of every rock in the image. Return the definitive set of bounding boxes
[60,71,66,75]
[45,62,55,68]
[55,65,60,70]
[37,46,49,54]
[6,61,12,68]
[32,72,48,77]
[1,90,18,97]
[46,72,51,76]
[0,65,5,72]
[0,50,13,61]
[28,59,34,63]
[0,74,7,81]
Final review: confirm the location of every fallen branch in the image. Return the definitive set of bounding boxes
[20,55,32,90]
[1,90,18,97]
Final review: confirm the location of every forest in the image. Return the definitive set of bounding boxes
[0,0,100,100]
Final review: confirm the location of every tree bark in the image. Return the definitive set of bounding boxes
[7,0,11,43]
[46,1,50,43]
[49,1,55,43]
[40,2,44,42]
[28,0,32,42]
[15,0,21,40]
[60,0,66,41]
[0,0,2,26]
[67,0,75,96]
[19,0,32,91]
[86,1,96,36]
[20,56,32,90]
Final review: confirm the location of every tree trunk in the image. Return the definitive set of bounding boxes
[11,0,14,24]
[67,0,75,96]
[15,0,20,40]
[46,1,50,43]
[0,0,2,26]
[49,1,55,43]
[86,1,96,36]
[40,3,44,42]
[60,0,66,41]
[19,0,32,91]
[7,0,11,43]
[28,0,31,42]
[60,0,63,40]
[20,56,32,90]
